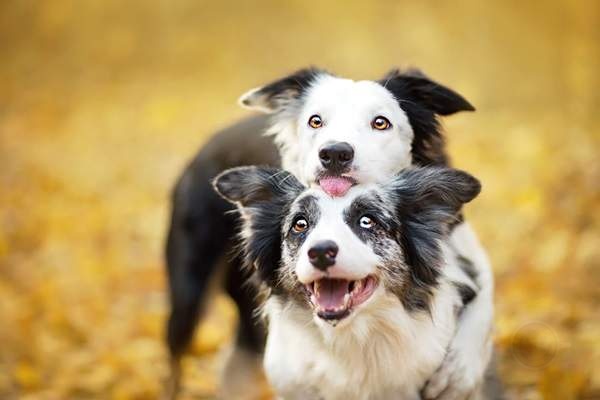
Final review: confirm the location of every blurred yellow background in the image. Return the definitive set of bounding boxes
[0,1,598,399]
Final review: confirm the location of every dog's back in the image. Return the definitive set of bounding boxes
[164,114,279,398]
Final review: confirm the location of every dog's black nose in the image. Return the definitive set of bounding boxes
[319,142,354,172]
[308,240,338,271]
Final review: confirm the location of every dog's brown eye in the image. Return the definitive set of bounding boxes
[293,217,309,233]
[308,115,323,129]
[359,215,375,229]
[371,116,391,130]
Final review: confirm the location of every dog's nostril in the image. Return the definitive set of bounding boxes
[319,148,331,162]
[339,150,352,162]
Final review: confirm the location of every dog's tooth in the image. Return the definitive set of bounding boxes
[353,279,362,294]
[343,293,351,307]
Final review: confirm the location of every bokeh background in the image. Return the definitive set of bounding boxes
[1,1,598,399]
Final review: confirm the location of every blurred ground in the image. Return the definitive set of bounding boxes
[0,1,599,399]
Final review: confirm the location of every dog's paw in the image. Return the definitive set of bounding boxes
[421,350,481,400]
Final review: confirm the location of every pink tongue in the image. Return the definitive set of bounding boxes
[319,177,353,197]
[315,279,349,310]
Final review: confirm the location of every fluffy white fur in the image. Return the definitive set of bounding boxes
[423,223,494,399]
[263,244,467,400]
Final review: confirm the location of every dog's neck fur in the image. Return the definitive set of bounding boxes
[262,249,463,400]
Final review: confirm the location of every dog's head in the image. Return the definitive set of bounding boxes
[239,68,474,196]
[214,166,480,326]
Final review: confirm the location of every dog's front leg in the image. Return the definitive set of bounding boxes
[422,223,494,400]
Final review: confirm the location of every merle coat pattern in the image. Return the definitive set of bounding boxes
[213,165,501,399]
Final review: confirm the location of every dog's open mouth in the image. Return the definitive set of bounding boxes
[318,176,357,197]
[305,276,378,321]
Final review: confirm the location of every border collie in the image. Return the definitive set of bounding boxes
[213,165,501,400]
[165,68,494,399]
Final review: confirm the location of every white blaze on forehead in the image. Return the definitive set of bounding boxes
[301,76,409,130]
[291,75,415,186]
[294,187,380,284]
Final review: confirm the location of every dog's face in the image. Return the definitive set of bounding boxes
[294,76,414,193]
[214,166,480,325]
[279,186,397,322]
[240,68,474,196]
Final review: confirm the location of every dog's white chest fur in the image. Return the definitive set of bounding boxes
[263,282,460,400]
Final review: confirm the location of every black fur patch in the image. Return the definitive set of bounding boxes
[241,67,327,112]
[213,166,305,286]
[452,281,477,307]
[396,215,443,312]
[390,167,481,312]
[379,69,475,167]
[457,253,480,287]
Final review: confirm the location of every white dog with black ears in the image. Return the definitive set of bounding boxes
[214,165,502,399]
[237,68,495,399]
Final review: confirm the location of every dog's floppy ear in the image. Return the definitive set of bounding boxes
[213,166,305,286]
[213,166,304,207]
[239,67,327,113]
[392,167,481,224]
[380,69,475,116]
[387,167,480,311]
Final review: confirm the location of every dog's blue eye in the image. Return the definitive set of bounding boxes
[359,215,375,229]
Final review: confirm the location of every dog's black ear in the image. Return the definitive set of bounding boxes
[213,166,304,207]
[388,167,480,312]
[392,167,481,223]
[380,69,475,116]
[213,166,305,286]
[239,67,327,113]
